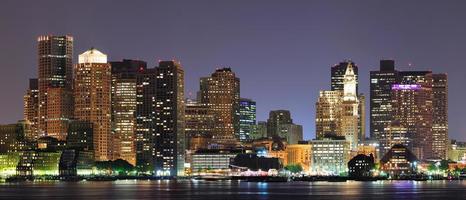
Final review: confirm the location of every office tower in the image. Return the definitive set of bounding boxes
[46,87,73,140]
[135,67,156,170]
[267,110,292,137]
[369,60,398,141]
[379,120,411,156]
[238,98,256,141]
[110,60,146,166]
[0,121,30,153]
[200,68,240,148]
[392,72,433,160]
[67,120,94,151]
[341,63,359,150]
[37,35,73,139]
[315,90,343,138]
[185,99,215,150]
[23,78,39,140]
[74,48,112,161]
[250,121,268,140]
[154,61,185,177]
[331,60,359,93]
[432,74,448,159]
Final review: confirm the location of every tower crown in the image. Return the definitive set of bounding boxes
[343,63,357,101]
[78,48,107,64]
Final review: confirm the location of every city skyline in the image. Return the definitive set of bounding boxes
[1,1,466,141]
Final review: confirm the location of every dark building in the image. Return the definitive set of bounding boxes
[380,144,418,178]
[331,60,359,93]
[185,99,215,150]
[238,98,256,142]
[154,61,185,177]
[110,59,147,166]
[348,154,375,178]
[37,35,73,140]
[135,68,157,170]
[369,60,398,141]
[267,110,292,137]
[67,120,94,151]
[231,153,281,171]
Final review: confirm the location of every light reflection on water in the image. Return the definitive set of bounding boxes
[0,180,466,199]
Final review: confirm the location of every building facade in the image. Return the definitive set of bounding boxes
[238,98,256,142]
[73,48,112,161]
[23,78,39,140]
[200,68,240,147]
[37,35,73,140]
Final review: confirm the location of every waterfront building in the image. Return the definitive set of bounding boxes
[191,149,242,173]
[356,140,380,162]
[231,153,281,171]
[66,120,94,151]
[286,144,311,172]
[307,138,351,175]
[348,154,375,178]
[73,48,112,161]
[238,98,256,142]
[252,137,288,166]
[0,152,21,177]
[154,61,185,177]
[380,144,418,177]
[200,68,240,147]
[16,150,62,176]
[37,35,73,140]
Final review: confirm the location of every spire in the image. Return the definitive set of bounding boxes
[343,62,357,101]
[78,48,107,64]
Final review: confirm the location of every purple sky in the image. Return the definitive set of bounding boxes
[1,0,465,141]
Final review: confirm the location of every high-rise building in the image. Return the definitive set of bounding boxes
[37,35,73,140]
[267,110,292,137]
[238,98,256,142]
[432,74,448,159]
[200,68,240,148]
[23,78,39,140]
[135,67,155,170]
[331,60,359,93]
[341,63,359,150]
[369,60,398,141]
[315,90,343,139]
[110,59,146,166]
[73,48,112,161]
[278,124,303,144]
[358,94,366,142]
[154,61,185,177]
[67,120,94,151]
[185,99,215,150]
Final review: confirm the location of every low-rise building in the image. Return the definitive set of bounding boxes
[307,138,351,175]
[380,144,418,178]
[191,149,243,174]
[348,154,375,178]
[286,144,311,172]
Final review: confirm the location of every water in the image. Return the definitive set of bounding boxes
[1,180,466,199]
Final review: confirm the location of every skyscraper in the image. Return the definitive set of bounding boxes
[238,98,256,142]
[369,60,398,141]
[267,110,292,137]
[341,63,359,150]
[23,78,39,141]
[74,48,112,161]
[154,61,185,177]
[110,60,146,166]
[200,68,240,148]
[331,60,359,93]
[135,67,156,170]
[37,35,73,140]
[392,71,433,159]
[432,74,448,159]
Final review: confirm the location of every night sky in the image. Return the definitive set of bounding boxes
[1,0,465,141]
